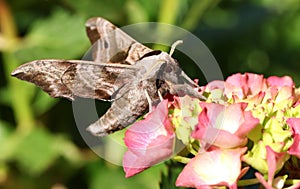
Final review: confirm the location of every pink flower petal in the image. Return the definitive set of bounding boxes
[192,103,259,148]
[267,76,294,87]
[254,146,288,188]
[176,148,247,189]
[123,134,174,177]
[255,172,273,189]
[226,73,248,93]
[205,80,226,91]
[224,73,267,99]
[123,100,175,177]
[266,146,287,185]
[246,73,267,96]
[287,118,300,158]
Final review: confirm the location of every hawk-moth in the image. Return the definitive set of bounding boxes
[11,17,203,137]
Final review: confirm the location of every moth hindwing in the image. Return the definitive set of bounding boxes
[11,17,202,137]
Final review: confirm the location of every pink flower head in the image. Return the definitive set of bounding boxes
[123,100,175,177]
[192,102,259,149]
[264,76,295,104]
[287,118,300,158]
[225,73,267,99]
[176,147,247,189]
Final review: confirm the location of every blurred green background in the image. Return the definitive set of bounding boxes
[1,0,300,188]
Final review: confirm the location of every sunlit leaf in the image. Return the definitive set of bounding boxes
[0,88,11,106]
[65,0,126,21]
[32,90,58,116]
[86,160,164,189]
[14,128,60,175]
[14,9,89,62]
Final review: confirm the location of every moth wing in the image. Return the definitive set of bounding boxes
[85,17,152,64]
[11,59,76,100]
[61,61,136,101]
[11,59,136,101]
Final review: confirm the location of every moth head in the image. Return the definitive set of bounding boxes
[137,50,182,83]
[139,50,162,60]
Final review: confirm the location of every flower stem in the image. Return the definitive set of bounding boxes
[285,179,300,185]
[237,178,260,187]
[181,0,221,31]
[172,155,190,164]
[0,0,35,132]
[153,0,181,52]
[187,143,198,156]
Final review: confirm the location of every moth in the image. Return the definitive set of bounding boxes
[11,17,203,137]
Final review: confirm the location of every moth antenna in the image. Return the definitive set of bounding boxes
[169,40,183,56]
[158,90,163,101]
[144,89,152,112]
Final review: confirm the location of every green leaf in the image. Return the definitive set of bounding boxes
[0,121,13,147]
[159,161,185,189]
[87,160,164,189]
[54,135,84,166]
[32,90,58,116]
[64,0,126,21]
[0,162,8,184]
[0,87,11,106]
[14,8,89,62]
[14,128,60,175]
[0,121,15,162]
[125,0,149,23]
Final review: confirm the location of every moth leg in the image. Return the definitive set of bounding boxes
[158,90,163,101]
[169,40,183,56]
[144,89,152,112]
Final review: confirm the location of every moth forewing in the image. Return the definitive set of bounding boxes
[61,61,137,101]
[11,59,138,101]
[85,17,152,64]
[11,59,76,100]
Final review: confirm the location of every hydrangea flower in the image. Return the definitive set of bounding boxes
[122,73,300,188]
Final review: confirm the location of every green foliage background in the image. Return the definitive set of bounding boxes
[0,0,300,188]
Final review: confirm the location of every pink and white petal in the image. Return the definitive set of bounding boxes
[193,126,247,149]
[123,134,175,177]
[193,103,258,148]
[287,118,300,158]
[205,80,226,91]
[267,76,294,87]
[266,146,277,185]
[266,146,288,185]
[123,100,175,177]
[235,110,260,138]
[255,172,273,189]
[246,73,267,96]
[226,73,248,91]
[176,148,247,189]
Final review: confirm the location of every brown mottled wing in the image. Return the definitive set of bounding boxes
[85,17,152,64]
[11,59,135,101]
[61,61,136,100]
[86,78,160,137]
